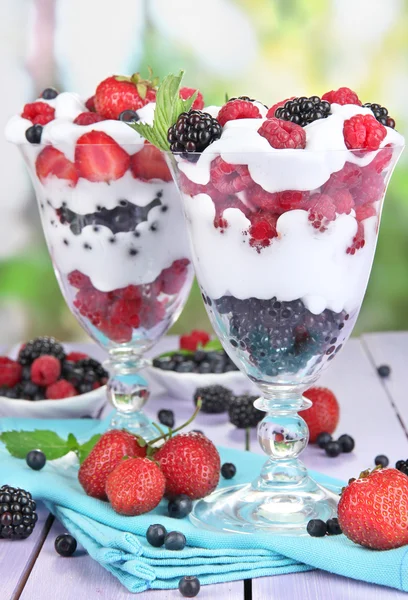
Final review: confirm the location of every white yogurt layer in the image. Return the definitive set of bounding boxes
[184,193,377,314]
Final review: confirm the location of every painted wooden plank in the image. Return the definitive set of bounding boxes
[0,502,52,600]
[362,331,408,435]
[253,337,408,600]
[19,518,244,600]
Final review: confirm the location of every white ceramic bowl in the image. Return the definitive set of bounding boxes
[0,344,108,419]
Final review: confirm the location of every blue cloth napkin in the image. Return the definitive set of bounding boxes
[1,417,407,594]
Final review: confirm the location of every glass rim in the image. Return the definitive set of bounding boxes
[166,143,405,156]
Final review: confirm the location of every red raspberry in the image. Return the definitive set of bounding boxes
[113,284,142,301]
[139,298,167,329]
[68,270,91,289]
[369,145,393,174]
[249,212,278,250]
[266,97,296,118]
[308,194,336,231]
[73,112,106,125]
[346,221,365,255]
[217,99,261,127]
[210,158,252,194]
[160,259,190,295]
[354,169,385,206]
[21,102,55,125]
[247,185,280,211]
[343,114,386,151]
[46,379,77,399]
[332,189,354,215]
[323,162,363,192]
[31,355,61,386]
[355,204,377,222]
[322,87,361,106]
[74,288,109,327]
[178,172,207,196]
[110,298,141,329]
[99,320,133,344]
[278,190,310,213]
[212,194,250,231]
[85,96,96,112]
[258,118,306,149]
[179,87,204,110]
[0,357,22,388]
[66,351,88,362]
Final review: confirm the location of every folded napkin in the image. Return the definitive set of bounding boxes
[0,417,407,594]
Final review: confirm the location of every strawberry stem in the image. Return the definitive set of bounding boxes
[148,399,202,446]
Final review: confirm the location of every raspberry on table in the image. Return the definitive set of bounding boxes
[343,114,387,151]
[217,99,262,127]
[21,102,55,125]
[258,118,306,149]
[194,385,233,413]
[210,157,252,194]
[0,358,22,388]
[228,394,263,428]
[322,87,361,106]
[46,379,77,399]
[30,355,61,386]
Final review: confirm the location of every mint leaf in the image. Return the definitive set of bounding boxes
[156,348,194,360]
[77,434,101,464]
[0,430,71,460]
[67,433,79,452]
[131,70,197,151]
[203,339,223,352]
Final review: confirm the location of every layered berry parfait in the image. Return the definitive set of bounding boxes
[5,74,198,438]
[138,78,404,532]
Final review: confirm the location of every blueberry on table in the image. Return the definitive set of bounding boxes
[26,450,46,471]
[221,463,236,479]
[168,495,193,519]
[146,524,167,547]
[338,434,355,453]
[164,531,186,550]
[307,519,327,537]
[377,365,391,378]
[326,517,342,535]
[316,432,332,449]
[375,455,389,468]
[54,533,77,556]
[179,575,201,597]
[158,409,175,428]
[325,441,342,457]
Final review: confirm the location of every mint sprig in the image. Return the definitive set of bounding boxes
[131,70,197,151]
[0,430,101,464]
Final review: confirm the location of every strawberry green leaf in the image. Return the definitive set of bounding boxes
[77,434,101,464]
[202,339,224,352]
[0,430,71,460]
[156,348,194,359]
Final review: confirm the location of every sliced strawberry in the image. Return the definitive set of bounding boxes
[36,147,78,185]
[75,131,130,182]
[85,96,96,112]
[130,143,172,182]
[73,112,106,125]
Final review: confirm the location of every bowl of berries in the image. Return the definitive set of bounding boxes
[147,330,255,402]
[0,336,108,418]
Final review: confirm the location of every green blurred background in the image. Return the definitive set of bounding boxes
[1,0,407,344]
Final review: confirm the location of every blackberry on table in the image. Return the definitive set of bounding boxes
[167,110,222,161]
[194,385,233,414]
[228,394,262,428]
[18,336,66,366]
[363,103,396,129]
[275,96,331,127]
[0,485,37,540]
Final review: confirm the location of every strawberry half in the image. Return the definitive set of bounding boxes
[75,131,130,182]
[94,73,157,120]
[36,147,78,185]
[130,143,172,182]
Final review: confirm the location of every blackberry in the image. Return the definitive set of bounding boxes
[0,385,22,399]
[167,110,222,161]
[194,385,233,413]
[25,124,43,144]
[0,485,37,540]
[229,95,256,102]
[18,337,66,366]
[275,96,331,127]
[228,394,262,428]
[41,87,59,100]
[396,460,408,476]
[363,103,395,129]
[158,409,175,428]
[76,358,108,381]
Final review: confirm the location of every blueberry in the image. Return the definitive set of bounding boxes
[198,361,212,374]
[175,361,195,373]
[306,519,327,537]
[118,110,140,123]
[25,124,43,144]
[193,350,207,363]
[167,495,193,519]
[146,524,167,547]
[172,353,186,364]
[164,531,186,550]
[377,365,391,378]
[179,576,200,597]
[20,381,40,400]
[26,450,46,471]
[326,517,342,535]
[41,87,59,100]
[338,434,355,453]
[158,409,175,428]
[55,533,77,556]
[375,454,389,468]
[221,463,236,479]
[316,432,332,449]
[325,441,342,457]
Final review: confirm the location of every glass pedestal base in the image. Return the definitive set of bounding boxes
[190,478,339,535]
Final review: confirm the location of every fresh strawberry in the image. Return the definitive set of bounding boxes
[130,143,172,182]
[179,87,204,110]
[75,131,130,182]
[21,101,55,125]
[78,429,146,500]
[106,457,165,515]
[94,73,157,120]
[155,432,220,499]
[303,387,339,443]
[36,147,78,185]
[0,357,22,388]
[338,468,408,550]
[180,330,210,352]
[73,112,106,125]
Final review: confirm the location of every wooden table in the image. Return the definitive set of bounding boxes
[1,332,408,600]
